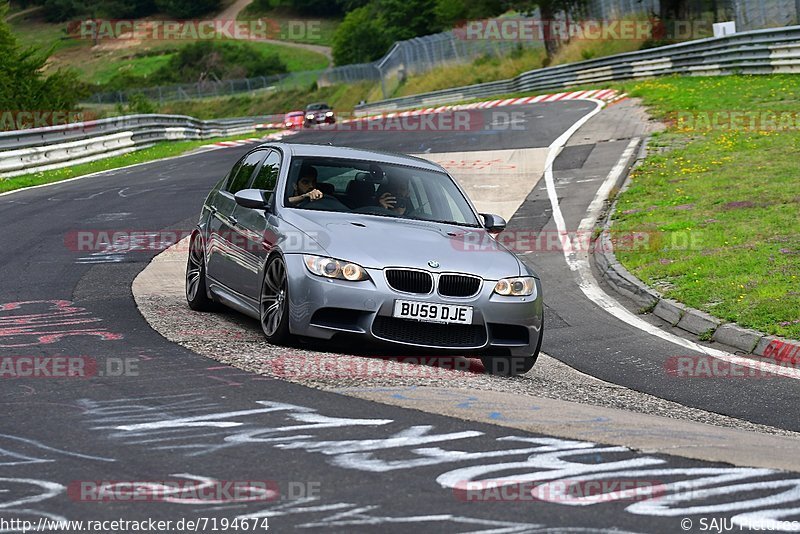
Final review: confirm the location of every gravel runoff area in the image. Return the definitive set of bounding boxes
[134,240,800,438]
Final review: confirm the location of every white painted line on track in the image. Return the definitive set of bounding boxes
[540,103,800,380]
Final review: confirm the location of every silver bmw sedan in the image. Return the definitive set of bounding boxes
[186,143,543,375]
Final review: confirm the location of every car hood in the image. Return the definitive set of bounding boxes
[282,210,522,280]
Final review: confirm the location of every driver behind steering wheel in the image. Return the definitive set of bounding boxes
[288,165,323,205]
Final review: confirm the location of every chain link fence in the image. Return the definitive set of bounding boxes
[585,0,660,17]
[88,70,323,105]
[350,30,545,99]
[86,0,799,105]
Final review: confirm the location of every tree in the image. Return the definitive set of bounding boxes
[332,5,392,65]
[0,4,84,113]
[155,41,287,84]
[660,0,690,20]
[375,0,443,41]
[154,0,221,18]
[32,0,159,22]
[434,0,505,28]
[509,0,588,60]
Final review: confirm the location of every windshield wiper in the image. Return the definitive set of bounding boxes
[406,216,480,228]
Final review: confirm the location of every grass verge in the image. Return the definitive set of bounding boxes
[0,131,272,195]
[612,75,800,339]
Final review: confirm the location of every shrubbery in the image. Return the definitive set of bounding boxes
[331,0,515,65]
[0,4,84,111]
[157,41,287,83]
[103,41,288,90]
[29,0,221,22]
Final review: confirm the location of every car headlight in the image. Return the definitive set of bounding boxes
[494,277,536,296]
[325,111,334,116]
[303,255,369,281]
[306,113,315,120]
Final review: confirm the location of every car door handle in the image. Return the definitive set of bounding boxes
[209,205,218,214]
[230,217,238,226]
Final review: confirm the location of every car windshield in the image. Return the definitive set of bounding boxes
[284,156,481,227]
[306,104,329,111]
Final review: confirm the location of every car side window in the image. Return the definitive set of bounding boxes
[251,150,282,191]
[222,158,245,191]
[226,151,265,194]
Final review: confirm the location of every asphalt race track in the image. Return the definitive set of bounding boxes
[1,101,799,533]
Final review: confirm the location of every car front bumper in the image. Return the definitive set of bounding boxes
[284,254,543,357]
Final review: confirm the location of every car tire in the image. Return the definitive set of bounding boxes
[481,326,543,376]
[259,254,292,344]
[186,233,217,312]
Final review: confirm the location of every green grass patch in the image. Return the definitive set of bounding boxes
[9,11,328,88]
[92,53,175,86]
[235,39,328,71]
[9,11,85,54]
[393,47,547,98]
[612,75,800,339]
[0,131,272,194]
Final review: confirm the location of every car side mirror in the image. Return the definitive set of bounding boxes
[235,189,272,210]
[481,213,506,234]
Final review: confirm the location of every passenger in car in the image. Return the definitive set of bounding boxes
[376,175,413,215]
[288,166,323,205]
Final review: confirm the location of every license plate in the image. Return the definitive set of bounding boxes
[392,300,473,325]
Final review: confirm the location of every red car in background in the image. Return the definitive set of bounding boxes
[283,111,305,130]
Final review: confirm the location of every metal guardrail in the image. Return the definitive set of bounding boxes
[7,25,800,177]
[0,114,264,178]
[355,25,800,114]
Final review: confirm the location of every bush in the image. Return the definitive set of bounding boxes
[261,0,348,16]
[157,41,287,83]
[332,5,392,65]
[126,93,157,114]
[34,0,159,22]
[39,0,82,22]
[0,4,85,111]
[104,41,289,89]
[154,0,221,18]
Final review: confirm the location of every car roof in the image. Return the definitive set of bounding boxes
[263,143,447,173]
